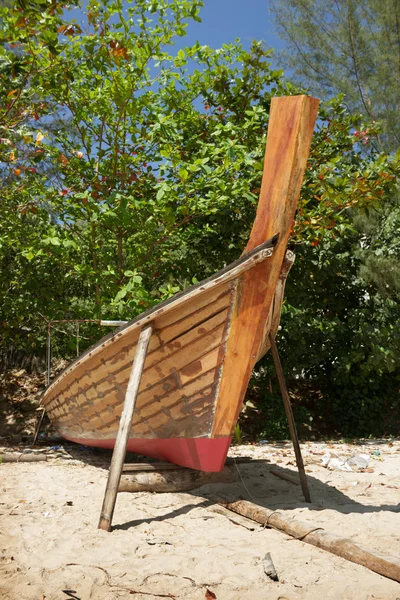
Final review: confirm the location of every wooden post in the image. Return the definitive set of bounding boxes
[269,334,311,503]
[98,324,153,531]
[32,408,46,447]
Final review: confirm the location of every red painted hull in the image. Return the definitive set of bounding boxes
[63,435,233,472]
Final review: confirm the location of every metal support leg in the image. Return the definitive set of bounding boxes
[98,324,153,531]
[269,334,311,503]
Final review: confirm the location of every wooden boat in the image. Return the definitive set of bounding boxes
[41,95,319,472]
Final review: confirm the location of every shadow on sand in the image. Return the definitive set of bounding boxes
[51,441,400,531]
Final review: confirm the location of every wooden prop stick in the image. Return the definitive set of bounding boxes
[269,334,311,503]
[32,408,46,447]
[98,324,153,532]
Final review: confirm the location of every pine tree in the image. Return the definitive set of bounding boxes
[270,0,400,152]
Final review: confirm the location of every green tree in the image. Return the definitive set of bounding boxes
[1,0,399,436]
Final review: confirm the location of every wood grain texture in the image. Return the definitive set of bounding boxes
[212,95,319,437]
[43,284,235,441]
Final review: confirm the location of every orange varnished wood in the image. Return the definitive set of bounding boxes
[245,96,319,252]
[211,95,319,437]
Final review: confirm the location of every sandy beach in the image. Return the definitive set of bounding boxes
[1,439,399,600]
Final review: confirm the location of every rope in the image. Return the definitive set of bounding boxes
[233,457,259,504]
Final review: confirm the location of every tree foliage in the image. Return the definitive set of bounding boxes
[269,0,400,152]
[0,0,399,437]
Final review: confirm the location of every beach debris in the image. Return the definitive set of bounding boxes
[146,539,173,546]
[372,451,383,461]
[347,454,370,469]
[205,590,217,599]
[321,453,352,471]
[263,552,279,581]
[62,591,79,599]
[321,452,370,471]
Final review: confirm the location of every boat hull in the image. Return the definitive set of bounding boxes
[41,241,276,472]
[62,434,232,472]
[41,96,319,474]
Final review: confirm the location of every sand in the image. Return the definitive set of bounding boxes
[1,439,399,600]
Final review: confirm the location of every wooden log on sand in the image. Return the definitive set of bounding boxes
[0,453,47,463]
[219,499,400,583]
[119,465,238,493]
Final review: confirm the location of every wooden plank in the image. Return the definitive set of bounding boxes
[53,314,227,432]
[144,308,230,372]
[212,95,319,437]
[123,462,197,472]
[158,294,231,345]
[60,307,229,414]
[156,285,231,332]
[56,363,222,439]
[98,324,153,532]
[119,465,238,493]
[53,288,232,404]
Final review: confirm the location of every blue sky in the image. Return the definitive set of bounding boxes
[181,0,284,54]
[68,1,285,60]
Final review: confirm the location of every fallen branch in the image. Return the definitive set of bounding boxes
[219,499,400,583]
[0,453,47,463]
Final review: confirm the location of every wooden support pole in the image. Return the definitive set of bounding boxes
[269,334,311,503]
[98,324,153,532]
[32,408,46,447]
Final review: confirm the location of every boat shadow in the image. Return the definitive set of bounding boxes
[198,459,400,516]
[60,444,399,530]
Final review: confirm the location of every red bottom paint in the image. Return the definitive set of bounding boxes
[62,435,233,472]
